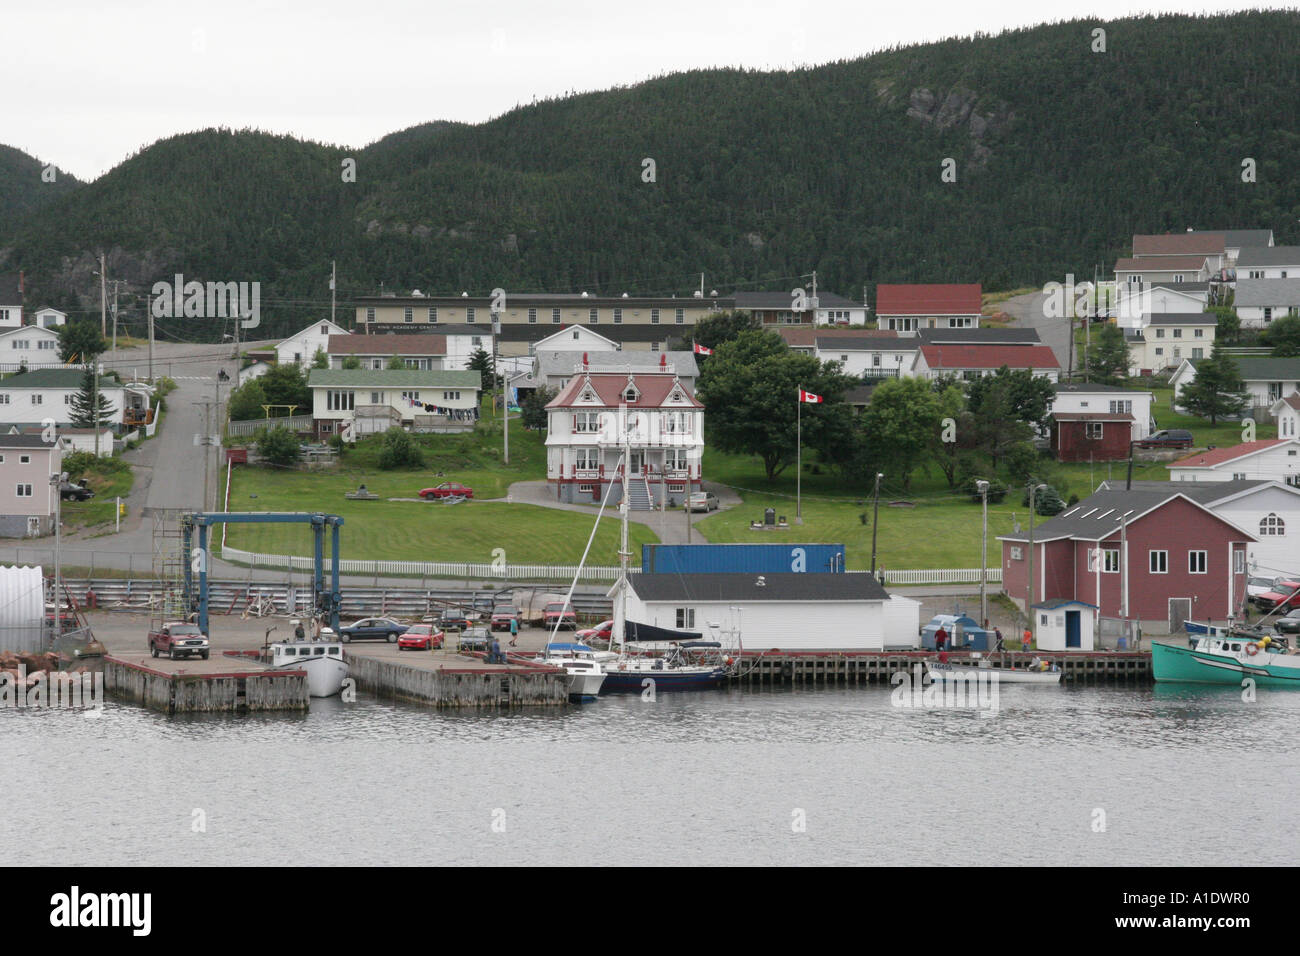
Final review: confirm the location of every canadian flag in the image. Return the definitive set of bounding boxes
[798,389,823,404]
[693,343,713,355]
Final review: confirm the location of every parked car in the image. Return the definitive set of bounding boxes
[490,605,520,631]
[337,617,409,643]
[1271,608,1300,635]
[1254,580,1300,613]
[398,624,444,651]
[419,482,474,500]
[686,491,719,513]
[543,602,577,630]
[1136,429,1194,449]
[59,480,94,502]
[577,619,614,644]
[437,607,475,631]
[1247,576,1285,602]
[457,626,492,653]
[149,622,210,660]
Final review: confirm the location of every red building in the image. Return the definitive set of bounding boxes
[1050,411,1135,461]
[999,487,1254,634]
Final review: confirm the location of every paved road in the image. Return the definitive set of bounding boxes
[996,290,1076,375]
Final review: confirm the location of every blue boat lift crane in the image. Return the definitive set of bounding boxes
[180,512,345,634]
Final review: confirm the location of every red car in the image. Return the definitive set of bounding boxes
[1254,580,1300,613]
[543,602,577,631]
[577,620,613,644]
[490,605,520,631]
[398,624,444,651]
[419,482,474,500]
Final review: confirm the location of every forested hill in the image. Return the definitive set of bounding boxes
[0,145,81,234]
[3,10,1299,340]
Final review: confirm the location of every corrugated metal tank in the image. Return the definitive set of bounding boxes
[0,565,46,652]
[641,544,846,575]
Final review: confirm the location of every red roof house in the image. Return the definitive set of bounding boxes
[874,283,982,333]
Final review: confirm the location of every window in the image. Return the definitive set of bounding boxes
[38,340,55,350]
[326,390,354,411]
[676,608,695,629]
[549,308,560,325]
[1192,348,1204,359]
[1260,514,1286,536]
[1154,347,1163,357]
[613,308,622,325]
[32,395,42,405]
[371,358,384,369]
[1010,546,1023,560]
[467,308,476,323]
[1172,328,1182,338]
[64,394,73,404]
[19,455,31,464]
[666,449,687,471]
[1264,308,1273,322]
[528,308,537,324]
[1103,549,1119,573]
[624,388,638,403]
[1149,550,1168,574]
[370,391,382,403]
[1109,400,1132,414]
[0,395,9,405]
[442,390,461,401]
[675,308,684,324]
[1188,550,1207,574]
[15,484,32,497]
[1232,472,1246,480]
[650,309,660,325]
[428,308,438,323]
[589,308,598,325]
[1155,328,1165,338]
[1248,270,1264,279]
[1085,422,1104,439]
[403,307,413,323]
[366,307,375,323]
[1193,328,1203,338]
[1235,551,1246,574]
[400,391,421,403]
[573,412,600,433]
[872,353,881,367]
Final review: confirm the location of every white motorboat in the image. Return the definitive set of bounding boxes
[927,660,1062,685]
[269,631,350,698]
[532,642,606,700]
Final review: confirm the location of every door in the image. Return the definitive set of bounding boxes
[629,452,643,473]
[1168,598,1192,633]
[26,516,41,537]
[1065,611,1081,648]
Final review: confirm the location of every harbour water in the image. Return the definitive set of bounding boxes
[4,683,1297,866]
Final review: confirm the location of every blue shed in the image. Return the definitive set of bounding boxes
[920,612,991,651]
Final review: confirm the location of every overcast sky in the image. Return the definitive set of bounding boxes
[4,1,1280,181]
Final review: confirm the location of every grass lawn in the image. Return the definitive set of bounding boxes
[224,467,657,565]
[61,456,133,531]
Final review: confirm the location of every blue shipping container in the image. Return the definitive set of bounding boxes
[641,543,846,575]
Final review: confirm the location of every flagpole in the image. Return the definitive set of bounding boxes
[796,385,802,523]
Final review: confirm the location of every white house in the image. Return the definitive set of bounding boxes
[275,319,348,366]
[618,572,921,651]
[814,334,918,379]
[1168,439,1300,486]
[1234,279,1300,328]
[1235,246,1300,281]
[31,307,67,329]
[1171,356,1300,410]
[307,368,481,440]
[1050,383,1153,441]
[529,324,622,355]
[874,284,982,333]
[0,434,62,538]
[0,325,63,371]
[1114,283,1208,329]
[1270,393,1300,439]
[733,290,869,326]
[0,368,148,428]
[910,342,1060,381]
[0,274,22,329]
[1125,313,1216,374]
[545,371,703,509]
[511,349,699,399]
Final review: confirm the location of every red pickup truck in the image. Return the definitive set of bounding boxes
[149,622,211,661]
[543,603,577,631]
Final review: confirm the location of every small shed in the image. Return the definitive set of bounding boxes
[921,612,991,651]
[0,565,46,652]
[1031,599,1097,651]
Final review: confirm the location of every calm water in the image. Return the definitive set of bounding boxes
[3,683,1297,866]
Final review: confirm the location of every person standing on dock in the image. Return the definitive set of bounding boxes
[934,625,948,653]
[993,627,1004,652]
[293,620,305,641]
[1022,627,1032,652]
[509,616,519,647]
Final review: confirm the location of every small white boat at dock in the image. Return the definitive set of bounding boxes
[268,628,350,698]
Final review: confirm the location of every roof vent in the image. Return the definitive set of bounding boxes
[412,289,423,297]
[755,575,766,587]
[693,290,703,298]
[461,291,469,297]
[622,292,629,298]
[581,291,589,297]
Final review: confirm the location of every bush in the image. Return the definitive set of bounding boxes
[1002,442,1039,486]
[1022,483,1067,516]
[963,475,1007,503]
[377,428,424,470]
[257,426,302,466]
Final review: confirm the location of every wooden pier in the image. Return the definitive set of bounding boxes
[730,650,1152,685]
[102,656,309,714]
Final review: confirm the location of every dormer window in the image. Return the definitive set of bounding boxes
[624,389,638,403]
[580,389,596,403]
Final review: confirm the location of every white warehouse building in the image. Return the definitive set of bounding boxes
[619,572,921,651]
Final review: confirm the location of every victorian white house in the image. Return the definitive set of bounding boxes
[545,371,703,510]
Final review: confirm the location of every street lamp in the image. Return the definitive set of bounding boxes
[976,479,989,627]
[49,470,67,636]
[1026,481,1048,643]
[869,473,884,573]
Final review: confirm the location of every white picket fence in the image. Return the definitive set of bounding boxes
[218,545,998,586]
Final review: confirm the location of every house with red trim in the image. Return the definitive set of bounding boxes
[999,486,1254,634]
[1048,383,1153,461]
[545,370,703,509]
[1167,438,1300,487]
[874,283,982,334]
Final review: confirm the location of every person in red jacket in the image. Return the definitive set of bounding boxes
[934,626,948,653]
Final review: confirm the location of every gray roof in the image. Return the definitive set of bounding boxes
[917,327,1041,345]
[1234,278,1300,308]
[1145,312,1218,325]
[527,350,698,381]
[0,274,20,305]
[1096,479,1287,504]
[999,487,1250,544]
[0,368,116,389]
[0,433,59,450]
[733,290,861,310]
[816,336,918,351]
[306,369,481,388]
[1191,229,1275,249]
[628,572,890,603]
[1052,382,1140,394]
[1151,282,1210,294]
[1234,246,1300,268]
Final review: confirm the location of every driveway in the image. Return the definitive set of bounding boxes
[996,290,1075,374]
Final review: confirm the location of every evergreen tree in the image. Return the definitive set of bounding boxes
[57,321,106,364]
[521,386,557,430]
[1180,351,1248,424]
[228,379,268,422]
[1262,314,1300,357]
[257,426,301,466]
[312,348,328,369]
[1086,325,1129,386]
[467,347,496,388]
[68,367,115,430]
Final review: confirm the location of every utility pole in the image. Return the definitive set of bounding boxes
[99,253,107,337]
[1119,512,1129,622]
[50,470,64,630]
[146,292,155,384]
[110,279,122,357]
[795,386,803,523]
[330,260,337,328]
[977,479,989,626]
[92,357,100,458]
[1026,482,1046,635]
[870,472,883,572]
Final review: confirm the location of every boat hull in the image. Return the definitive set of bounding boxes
[275,656,350,697]
[1152,640,1300,687]
[599,666,728,693]
[566,670,606,700]
[928,664,1061,685]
